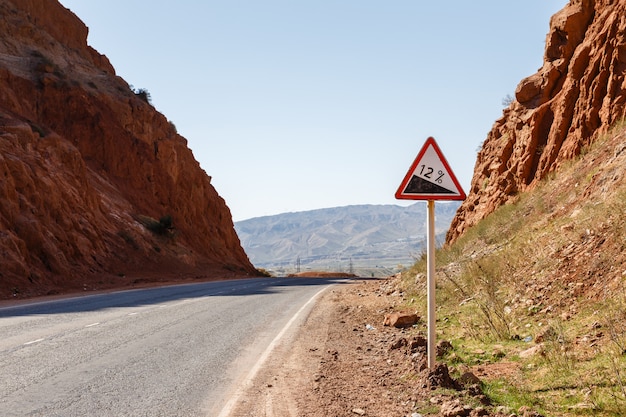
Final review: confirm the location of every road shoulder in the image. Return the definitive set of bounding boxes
[227,282,337,416]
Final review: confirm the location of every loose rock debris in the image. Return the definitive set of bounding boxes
[231,277,542,417]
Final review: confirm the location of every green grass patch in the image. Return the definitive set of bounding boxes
[483,378,542,413]
[398,120,626,416]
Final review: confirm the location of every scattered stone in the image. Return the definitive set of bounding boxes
[390,337,408,350]
[383,312,419,328]
[352,408,366,415]
[446,352,460,363]
[458,371,481,387]
[494,405,512,414]
[469,407,489,416]
[439,399,472,417]
[518,405,545,417]
[430,396,444,404]
[409,335,428,351]
[412,356,428,373]
[437,340,454,357]
[534,325,556,343]
[427,363,459,390]
[492,348,506,359]
[519,344,544,358]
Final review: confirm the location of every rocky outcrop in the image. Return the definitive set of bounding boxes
[448,0,626,243]
[0,0,256,298]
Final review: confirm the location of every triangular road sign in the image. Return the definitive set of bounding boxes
[395,137,466,201]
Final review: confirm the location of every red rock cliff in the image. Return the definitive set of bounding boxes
[0,0,257,299]
[447,0,626,243]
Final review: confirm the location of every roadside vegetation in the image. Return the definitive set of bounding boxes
[401,123,626,416]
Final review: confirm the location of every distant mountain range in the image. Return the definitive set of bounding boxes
[234,202,460,277]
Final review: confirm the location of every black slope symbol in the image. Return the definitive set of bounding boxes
[404,175,456,194]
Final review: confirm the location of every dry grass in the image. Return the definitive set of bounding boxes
[401,123,626,416]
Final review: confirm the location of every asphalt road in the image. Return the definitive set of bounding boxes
[0,277,344,417]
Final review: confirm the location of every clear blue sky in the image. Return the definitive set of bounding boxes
[59,1,565,221]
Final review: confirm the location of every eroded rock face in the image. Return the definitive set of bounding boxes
[448,0,626,243]
[0,0,256,298]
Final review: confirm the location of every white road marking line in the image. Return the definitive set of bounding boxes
[85,322,100,328]
[215,286,330,417]
[24,338,45,345]
[128,312,139,316]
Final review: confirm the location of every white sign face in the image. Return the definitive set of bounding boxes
[395,137,466,201]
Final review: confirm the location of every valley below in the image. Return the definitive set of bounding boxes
[235,202,460,277]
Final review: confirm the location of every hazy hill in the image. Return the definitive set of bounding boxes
[235,202,460,276]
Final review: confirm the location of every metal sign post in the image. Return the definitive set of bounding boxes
[426,200,436,369]
[395,137,466,369]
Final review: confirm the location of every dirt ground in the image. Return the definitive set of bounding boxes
[229,276,527,417]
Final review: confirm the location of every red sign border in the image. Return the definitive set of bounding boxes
[395,137,467,201]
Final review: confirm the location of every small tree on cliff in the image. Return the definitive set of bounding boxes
[134,88,152,105]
